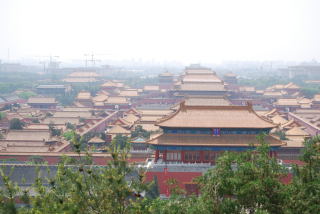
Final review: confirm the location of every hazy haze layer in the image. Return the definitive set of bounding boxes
[0,0,320,63]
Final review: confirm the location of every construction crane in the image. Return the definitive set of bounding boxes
[84,53,102,68]
[35,55,60,73]
[39,61,46,73]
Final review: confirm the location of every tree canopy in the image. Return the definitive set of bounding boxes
[1,135,320,213]
[9,118,25,130]
[131,125,151,139]
[0,112,6,120]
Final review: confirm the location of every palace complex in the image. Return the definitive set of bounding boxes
[1,64,318,196]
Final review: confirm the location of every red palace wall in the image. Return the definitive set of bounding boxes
[145,171,202,196]
[146,170,295,196]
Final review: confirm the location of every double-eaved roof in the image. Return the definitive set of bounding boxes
[176,66,226,93]
[156,102,276,129]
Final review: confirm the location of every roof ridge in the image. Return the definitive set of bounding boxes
[155,104,182,125]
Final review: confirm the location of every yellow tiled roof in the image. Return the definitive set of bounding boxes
[68,72,99,77]
[143,85,160,91]
[286,127,309,136]
[271,115,288,125]
[77,92,91,100]
[123,114,139,124]
[119,90,139,97]
[105,97,128,104]
[28,97,57,104]
[275,99,299,106]
[108,125,131,134]
[179,83,225,91]
[156,102,276,129]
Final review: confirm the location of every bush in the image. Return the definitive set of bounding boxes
[9,118,25,130]
[17,91,36,100]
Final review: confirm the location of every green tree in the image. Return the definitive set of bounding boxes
[301,87,320,98]
[147,176,160,199]
[56,94,75,106]
[197,134,288,214]
[131,125,151,139]
[17,91,36,100]
[45,112,53,117]
[112,134,130,150]
[31,118,40,123]
[28,155,45,164]
[0,133,153,214]
[48,123,62,136]
[0,112,6,120]
[2,134,317,214]
[63,130,75,141]
[66,122,75,130]
[31,134,149,213]
[0,168,21,214]
[9,118,25,130]
[286,136,320,214]
[166,178,186,196]
[274,130,288,140]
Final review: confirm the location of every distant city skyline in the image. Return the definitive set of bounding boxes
[1,0,320,64]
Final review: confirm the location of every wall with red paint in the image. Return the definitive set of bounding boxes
[145,171,202,196]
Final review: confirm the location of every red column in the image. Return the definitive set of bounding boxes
[181,151,185,163]
[199,151,204,163]
[155,150,159,163]
[163,150,167,162]
[274,151,278,159]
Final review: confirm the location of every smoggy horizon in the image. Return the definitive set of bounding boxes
[1,0,320,64]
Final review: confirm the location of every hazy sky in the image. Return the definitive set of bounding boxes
[1,0,320,63]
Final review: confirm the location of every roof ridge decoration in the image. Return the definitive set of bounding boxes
[155,104,182,125]
[246,102,278,126]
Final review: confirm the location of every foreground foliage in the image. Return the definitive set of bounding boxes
[1,135,320,214]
